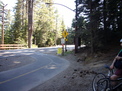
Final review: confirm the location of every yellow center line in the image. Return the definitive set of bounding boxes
[0,65,48,84]
[0,54,54,85]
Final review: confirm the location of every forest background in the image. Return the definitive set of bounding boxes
[0,0,122,53]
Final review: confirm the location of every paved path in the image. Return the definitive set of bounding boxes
[0,49,69,91]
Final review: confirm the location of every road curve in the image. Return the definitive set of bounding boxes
[0,50,70,91]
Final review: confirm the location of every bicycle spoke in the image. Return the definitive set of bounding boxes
[92,73,107,91]
[97,79,107,91]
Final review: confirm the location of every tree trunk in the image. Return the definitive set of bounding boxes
[28,0,33,48]
[90,0,94,54]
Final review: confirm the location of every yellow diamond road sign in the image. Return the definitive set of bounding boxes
[62,30,68,38]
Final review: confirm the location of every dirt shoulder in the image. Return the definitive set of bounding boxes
[30,49,117,91]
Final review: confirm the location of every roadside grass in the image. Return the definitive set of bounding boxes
[32,44,38,48]
[57,50,73,56]
[63,50,74,56]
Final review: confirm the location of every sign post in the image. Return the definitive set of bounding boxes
[61,38,65,56]
[62,30,68,52]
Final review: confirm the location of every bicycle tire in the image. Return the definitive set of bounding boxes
[92,73,108,91]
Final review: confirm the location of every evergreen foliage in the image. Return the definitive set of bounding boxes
[0,0,122,53]
[0,0,64,47]
[72,0,122,53]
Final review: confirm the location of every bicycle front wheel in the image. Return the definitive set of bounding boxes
[92,73,108,91]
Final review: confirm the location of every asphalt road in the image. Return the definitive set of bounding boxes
[0,47,70,91]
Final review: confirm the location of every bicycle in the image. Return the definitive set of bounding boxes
[92,65,122,91]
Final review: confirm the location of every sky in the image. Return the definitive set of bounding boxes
[1,0,75,27]
[53,0,75,27]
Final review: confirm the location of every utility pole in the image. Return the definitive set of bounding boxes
[0,4,7,44]
[28,0,33,48]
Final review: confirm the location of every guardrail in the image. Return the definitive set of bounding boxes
[0,44,26,50]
